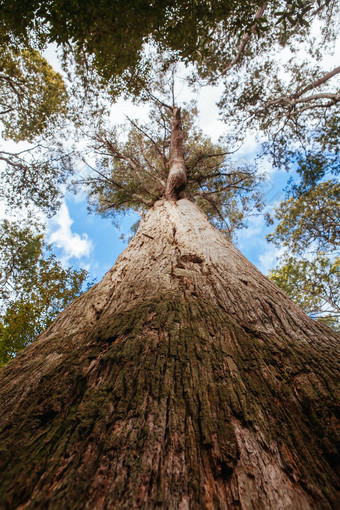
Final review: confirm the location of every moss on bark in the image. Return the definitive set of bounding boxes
[0,293,339,509]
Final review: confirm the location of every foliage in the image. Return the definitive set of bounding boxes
[269,255,340,330]
[268,178,339,330]
[0,220,88,365]
[0,30,73,214]
[1,0,338,209]
[1,1,336,92]
[0,1,264,95]
[0,39,67,142]
[0,144,73,215]
[215,2,340,183]
[267,180,340,253]
[81,101,264,239]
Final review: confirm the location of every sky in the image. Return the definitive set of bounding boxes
[3,31,337,287]
[33,45,295,283]
[47,168,289,284]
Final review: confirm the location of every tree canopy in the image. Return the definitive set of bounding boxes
[0,26,72,214]
[80,98,264,239]
[0,37,67,142]
[1,0,338,197]
[267,179,339,329]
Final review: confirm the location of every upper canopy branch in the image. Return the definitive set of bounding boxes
[294,65,340,99]
[222,2,267,76]
[264,65,340,110]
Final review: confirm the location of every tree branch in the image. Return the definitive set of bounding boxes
[222,2,267,75]
[295,65,340,99]
[144,90,173,111]
[264,66,340,111]
[266,92,340,108]
[125,116,164,159]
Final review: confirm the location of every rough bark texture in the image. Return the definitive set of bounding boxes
[0,199,339,509]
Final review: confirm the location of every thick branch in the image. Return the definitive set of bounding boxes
[264,66,340,110]
[295,65,340,99]
[266,92,340,108]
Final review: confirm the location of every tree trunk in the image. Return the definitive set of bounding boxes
[165,107,187,200]
[0,199,339,509]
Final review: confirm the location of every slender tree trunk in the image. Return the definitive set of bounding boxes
[165,107,187,200]
[0,198,339,509]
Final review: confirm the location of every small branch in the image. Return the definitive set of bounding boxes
[190,169,255,185]
[82,160,154,207]
[188,145,243,171]
[125,115,164,159]
[197,178,250,196]
[199,193,230,232]
[145,90,173,111]
[142,232,154,240]
[287,101,339,119]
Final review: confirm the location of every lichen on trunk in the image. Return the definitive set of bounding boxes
[0,199,339,509]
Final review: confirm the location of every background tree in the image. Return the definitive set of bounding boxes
[267,179,339,330]
[0,28,73,213]
[269,254,340,330]
[0,219,88,365]
[267,180,339,253]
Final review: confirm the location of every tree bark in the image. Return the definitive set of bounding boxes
[0,199,339,509]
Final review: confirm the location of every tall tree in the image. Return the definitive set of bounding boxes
[0,3,339,507]
[0,102,339,509]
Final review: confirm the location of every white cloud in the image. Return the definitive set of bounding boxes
[258,245,285,275]
[48,202,93,264]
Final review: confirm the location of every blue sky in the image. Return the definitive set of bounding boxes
[39,56,293,283]
[0,58,292,285]
[0,47,299,285]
